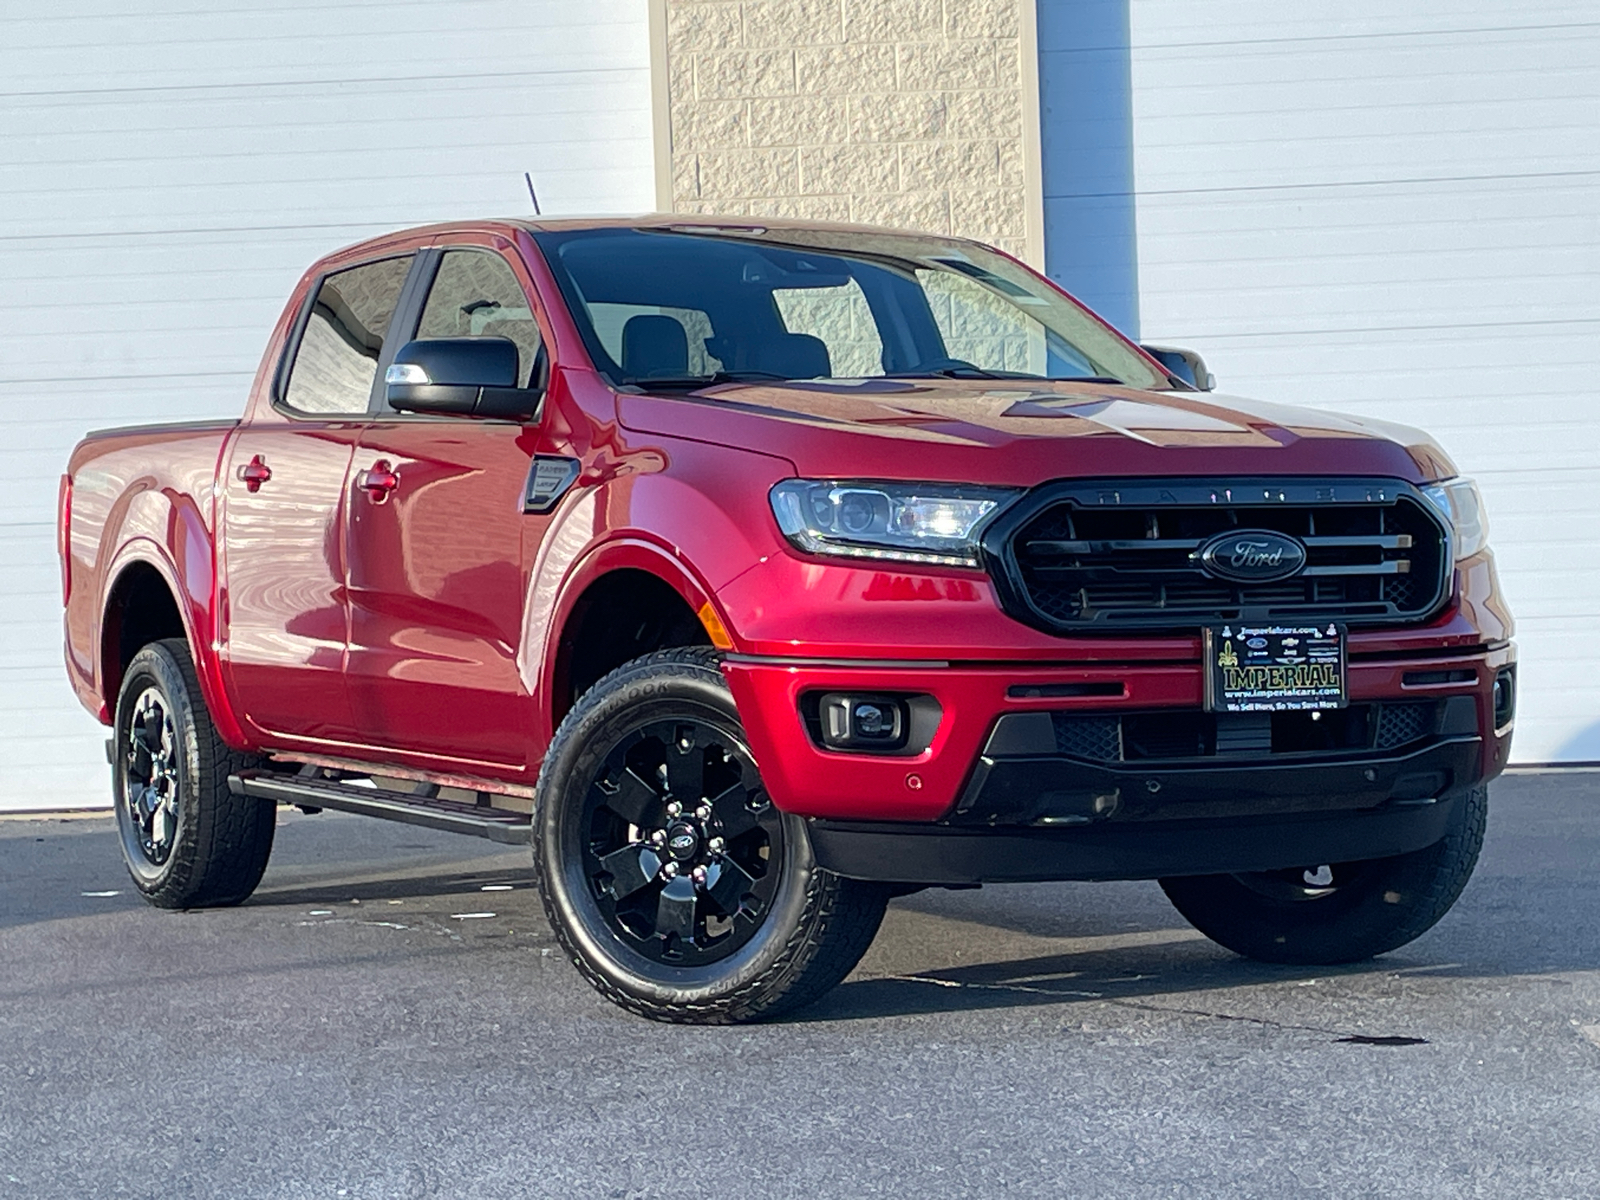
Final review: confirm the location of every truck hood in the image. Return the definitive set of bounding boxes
[616,377,1455,486]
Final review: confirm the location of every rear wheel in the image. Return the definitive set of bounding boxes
[113,638,275,908]
[1160,786,1487,964]
[533,647,889,1023]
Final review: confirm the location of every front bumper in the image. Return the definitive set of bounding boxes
[722,643,1514,825]
[808,792,1465,884]
[723,644,1514,884]
[956,728,1481,827]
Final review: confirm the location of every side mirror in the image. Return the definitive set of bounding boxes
[1141,344,1216,391]
[385,337,544,420]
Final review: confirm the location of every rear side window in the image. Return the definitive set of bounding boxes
[283,256,412,415]
[417,250,541,387]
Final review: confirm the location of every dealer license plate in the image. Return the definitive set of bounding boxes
[1204,623,1347,712]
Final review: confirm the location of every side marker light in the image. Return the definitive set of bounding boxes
[697,601,734,651]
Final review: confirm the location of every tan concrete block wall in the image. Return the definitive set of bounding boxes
[664,0,1030,259]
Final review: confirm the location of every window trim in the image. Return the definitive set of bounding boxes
[367,244,549,424]
[365,249,439,416]
[272,252,419,421]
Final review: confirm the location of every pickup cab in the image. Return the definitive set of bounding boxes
[60,217,1516,1022]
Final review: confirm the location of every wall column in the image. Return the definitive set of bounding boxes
[658,0,1036,264]
[1036,0,1139,336]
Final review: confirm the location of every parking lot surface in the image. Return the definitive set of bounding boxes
[2,771,1597,1199]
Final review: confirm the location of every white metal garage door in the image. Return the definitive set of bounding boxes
[1129,0,1600,762]
[0,0,656,812]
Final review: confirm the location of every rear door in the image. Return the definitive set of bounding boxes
[220,254,414,743]
[343,244,551,768]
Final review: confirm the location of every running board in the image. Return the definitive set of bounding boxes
[228,770,532,845]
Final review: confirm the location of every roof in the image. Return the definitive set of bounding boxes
[336,212,980,247]
[514,213,936,238]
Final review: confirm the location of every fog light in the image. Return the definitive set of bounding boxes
[1493,667,1516,730]
[818,693,908,751]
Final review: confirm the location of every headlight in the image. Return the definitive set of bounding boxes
[769,480,1018,568]
[1422,476,1490,560]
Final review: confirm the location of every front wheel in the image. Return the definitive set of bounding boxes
[533,647,888,1023]
[1160,786,1488,964]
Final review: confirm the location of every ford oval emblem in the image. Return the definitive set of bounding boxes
[669,833,696,853]
[1196,530,1307,583]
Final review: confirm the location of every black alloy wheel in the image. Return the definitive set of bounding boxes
[122,686,182,867]
[1229,861,1373,904]
[112,638,276,909]
[582,718,784,966]
[534,647,890,1023]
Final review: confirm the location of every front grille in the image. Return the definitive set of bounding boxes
[985,478,1450,633]
[1052,714,1122,761]
[1374,701,1433,750]
[1052,701,1440,762]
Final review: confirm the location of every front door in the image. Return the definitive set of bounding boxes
[219,254,413,743]
[343,247,550,768]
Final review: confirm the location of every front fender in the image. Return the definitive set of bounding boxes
[519,519,725,752]
[518,441,793,750]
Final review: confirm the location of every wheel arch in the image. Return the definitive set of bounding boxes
[525,536,733,747]
[99,546,246,748]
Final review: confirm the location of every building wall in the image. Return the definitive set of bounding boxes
[1125,0,1600,762]
[0,0,655,812]
[661,0,1040,263]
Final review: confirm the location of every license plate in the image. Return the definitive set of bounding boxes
[1204,623,1347,712]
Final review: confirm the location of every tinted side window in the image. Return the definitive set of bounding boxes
[417,251,541,387]
[283,256,412,415]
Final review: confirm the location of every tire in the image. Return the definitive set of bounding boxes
[532,647,889,1023]
[1159,785,1488,965]
[112,638,275,909]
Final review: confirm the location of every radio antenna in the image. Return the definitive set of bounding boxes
[524,172,542,216]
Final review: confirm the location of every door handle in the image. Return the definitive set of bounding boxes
[357,460,400,502]
[238,455,271,493]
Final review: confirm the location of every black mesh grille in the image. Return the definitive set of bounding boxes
[1046,703,1439,762]
[1051,714,1122,760]
[990,479,1450,633]
[1374,702,1434,750]
[1383,575,1419,608]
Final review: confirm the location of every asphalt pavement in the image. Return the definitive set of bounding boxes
[2,771,1597,1199]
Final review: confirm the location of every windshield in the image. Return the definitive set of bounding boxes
[533,226,1170,390]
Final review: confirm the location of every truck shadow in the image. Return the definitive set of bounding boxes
[811,944,1385,1024]
[247,867,536,908]
[799,772,1600,1022]
[798,866,1599,1023]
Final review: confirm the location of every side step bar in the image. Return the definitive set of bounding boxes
[229,769,532,845]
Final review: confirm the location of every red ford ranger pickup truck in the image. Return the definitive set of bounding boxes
[59,217,1516,1023]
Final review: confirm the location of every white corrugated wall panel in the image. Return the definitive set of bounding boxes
[0,0,655,812]
[1129,0,1600,762]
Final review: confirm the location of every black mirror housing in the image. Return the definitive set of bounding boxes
[385,337,544,420]
[1141,343,1216,391]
